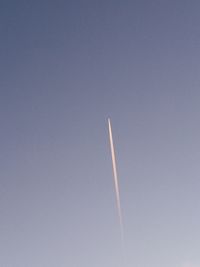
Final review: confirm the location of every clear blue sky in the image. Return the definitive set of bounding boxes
[1,0,200,266]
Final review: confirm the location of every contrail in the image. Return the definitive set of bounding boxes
[108,118,124,244]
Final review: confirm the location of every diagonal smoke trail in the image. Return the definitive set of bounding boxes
[108,118,124,244]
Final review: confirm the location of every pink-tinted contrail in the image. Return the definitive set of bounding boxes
[108,118,124,244]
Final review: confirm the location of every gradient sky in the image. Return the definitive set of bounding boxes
[1,1,200,266]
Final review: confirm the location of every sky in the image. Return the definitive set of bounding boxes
[1,0,200,266]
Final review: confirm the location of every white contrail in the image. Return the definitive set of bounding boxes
[108,118,124,244]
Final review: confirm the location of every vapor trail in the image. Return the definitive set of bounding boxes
[108,118,124,244]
